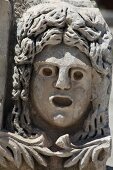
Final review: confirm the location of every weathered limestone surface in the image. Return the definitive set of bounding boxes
[107,67,113,167]
[0,0,112,170]
[0,0,11,128]
[102,11,113,167]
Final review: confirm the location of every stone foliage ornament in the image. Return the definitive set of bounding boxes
[0,0,113,169]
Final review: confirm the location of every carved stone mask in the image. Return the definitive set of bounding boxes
[0,1,112,170]
[30,44,92,127]
[12,1,113,137]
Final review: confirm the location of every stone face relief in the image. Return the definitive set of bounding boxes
[30,44,92,128]
[0,0,113,170]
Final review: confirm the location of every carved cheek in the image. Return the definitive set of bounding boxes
[31,74,56,104]
[71,75,92,109]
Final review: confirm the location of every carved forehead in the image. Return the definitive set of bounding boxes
[35,44,91,66]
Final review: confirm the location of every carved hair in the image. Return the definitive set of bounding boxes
[12,2,113,138]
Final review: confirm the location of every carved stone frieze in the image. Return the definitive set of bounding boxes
[0,0,113,170]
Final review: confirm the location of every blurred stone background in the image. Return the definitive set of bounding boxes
[95,0,113,168]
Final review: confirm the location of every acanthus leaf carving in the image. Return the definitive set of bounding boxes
[0,132,111,169]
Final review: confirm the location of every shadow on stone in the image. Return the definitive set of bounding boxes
[107,166,113,170]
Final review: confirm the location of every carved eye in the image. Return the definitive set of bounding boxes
[42,68,53,76]
[71,70,83,81]
[37,65,58,77]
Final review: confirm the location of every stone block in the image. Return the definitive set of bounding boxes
[107,68,113,167]
[0,0,11,128]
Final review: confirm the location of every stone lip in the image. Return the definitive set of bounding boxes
[49,95,73,108]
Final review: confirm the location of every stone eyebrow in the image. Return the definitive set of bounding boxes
[70,65,91,72]
[34,61,58,67]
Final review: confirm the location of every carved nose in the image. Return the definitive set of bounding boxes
[55,68,71,90]
[55,79,70,90]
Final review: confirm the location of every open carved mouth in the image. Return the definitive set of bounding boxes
[49,95,73,108]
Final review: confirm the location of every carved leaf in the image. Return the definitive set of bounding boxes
[79,145,96,170]
[33,146,53,156]
[26,146,47,167]
[55,134,71,149]
[15,142,34,169]
[64,136,111,168]
[0,145,14,162]
[0,133,48,169]
[64,148,88,168]
[92,143,110,163]
[55,151,74,158]
[0,156,7,168]
[8,139,22,168]
[0,138,21,168]
[0,132,111,169]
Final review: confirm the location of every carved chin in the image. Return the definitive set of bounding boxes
[53,113,66,126]
[51,110,82,128]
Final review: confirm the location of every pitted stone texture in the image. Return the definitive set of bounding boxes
[101,14,113,168]
[14,0,96,19]
[11,1,113,169]
[0,0,11,128]
[0,0,112,170]
[107,69,113,167]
